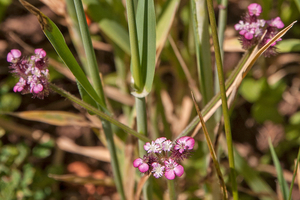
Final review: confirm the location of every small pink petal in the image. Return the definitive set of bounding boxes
[165,170,175,180]
[138,163,149,173]
[185,137,195,150]
[174,165,184,177]
[133,158,143,168]
[7,49,21,62]
[244,32,253,40]
[35,48,46,58]
[269,17,284,29]
[155,137,166,144]
[33,84,43,93]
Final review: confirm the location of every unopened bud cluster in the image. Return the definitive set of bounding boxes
[235,3,284,57]
[7,49,50,99]
[133,136,195,180]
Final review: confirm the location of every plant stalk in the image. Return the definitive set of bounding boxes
[136,97,152,200]
[167,179,176,200]
[205,0,238,199]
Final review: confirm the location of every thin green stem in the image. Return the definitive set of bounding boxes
[136,97,152,200]
[50,83,150,143]
[288,148,300,200]
[126,0,143,92]
[214,0,228,122]
[167,179,176,200]
[205,0,238,199]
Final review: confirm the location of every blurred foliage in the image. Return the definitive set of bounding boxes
[0,140,62,199]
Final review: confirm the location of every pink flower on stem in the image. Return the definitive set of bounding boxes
[144,141,160,153]
[164,158,184,180]
[268,17,284,29]
[13,77,26,92]
[151,162,165,178]
[248,3,262,16]
[174,136,195,153]
[7,49,21,63]
[162,140,173,151]
[7,48,50,99]
[133,158,149,173]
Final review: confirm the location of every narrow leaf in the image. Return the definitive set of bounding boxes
[7,111,91,127]
[269,138,289,200]
[133,0,156,96]
[191,92,228,200]
[288,148,300,200]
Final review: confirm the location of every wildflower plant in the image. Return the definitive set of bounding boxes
[133,136,195,180]
[4,0,298,199]
[234,3,285,56]
[7,48,50,99]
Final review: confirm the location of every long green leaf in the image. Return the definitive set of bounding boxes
[19,0,107,112]
[269,138,289,200]
[133,0,156,96]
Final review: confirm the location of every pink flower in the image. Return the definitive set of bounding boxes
[162,140,173,151]
[144,141,160,153]
[268,17,284,29]
[7,49,21,63]
[151,162,165,178]
[164,158,184,180]
[248,3,262,16]
[133,158,149,173]
[31,48,47,61]
[8,48,50,99]
[174,136,195,153]
[155,137,167,153]
[13,77,26,92]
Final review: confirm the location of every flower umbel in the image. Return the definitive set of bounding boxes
[235,3,284,56]
[133,136,195,180]
[7,49,50,99]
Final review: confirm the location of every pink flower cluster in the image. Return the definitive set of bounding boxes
[133,136,195,180]
[235,3,284,56]
[7,49,50,99]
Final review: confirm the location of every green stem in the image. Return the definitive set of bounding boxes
[167,179,176,200]
[214,0,228,122]
[136,97,152,200]
[126,0,143,92]
[205,0,238,199]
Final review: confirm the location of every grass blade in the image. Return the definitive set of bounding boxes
[268,138,289,200]
[135,0,156,95]
[288,148,300,200]
[191,92,228,199]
